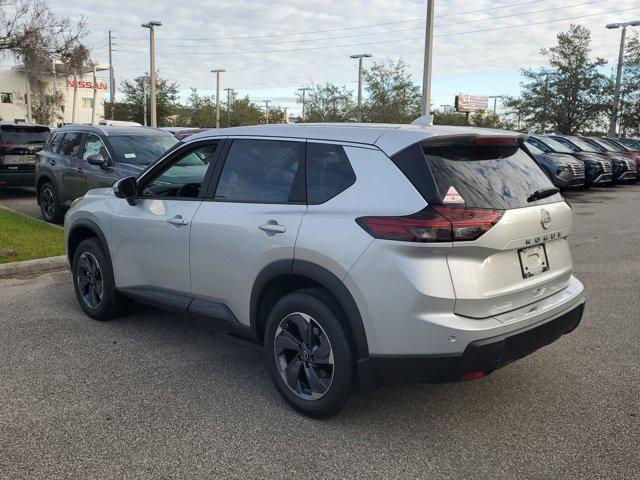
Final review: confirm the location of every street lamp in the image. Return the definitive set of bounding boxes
[141,20,161,127]
[223,87,234,127]
[350,53,371,122]
[606,20,640,137]
[211,69,225,128]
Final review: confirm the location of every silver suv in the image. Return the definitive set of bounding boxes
[64,124,586,418]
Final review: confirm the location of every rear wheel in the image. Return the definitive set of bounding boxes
[264,289,355,418]
[39,182,64,223]
[72,238,128,321]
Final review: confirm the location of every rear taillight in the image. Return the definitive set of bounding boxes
[356,206,503,243]
[0,141,11,154]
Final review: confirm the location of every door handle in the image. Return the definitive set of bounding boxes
[167,215,189,226]
[77,167,83,173]
[259,221,286,234]
[48,159,56,166]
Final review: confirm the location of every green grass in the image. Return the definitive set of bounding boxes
[0,208,65,264]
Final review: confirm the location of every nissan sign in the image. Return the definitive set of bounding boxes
[66,80,108,90]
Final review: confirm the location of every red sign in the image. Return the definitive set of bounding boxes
[66,80,108,90]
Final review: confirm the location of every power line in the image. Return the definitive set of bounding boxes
[112,6,639,56]
[115,0,555,42]
[112,0,610,50]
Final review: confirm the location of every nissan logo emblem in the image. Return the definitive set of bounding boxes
[540,209,552,229]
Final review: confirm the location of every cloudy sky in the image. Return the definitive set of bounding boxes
[43,0,640,114]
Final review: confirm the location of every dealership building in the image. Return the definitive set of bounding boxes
[0,65,110,127]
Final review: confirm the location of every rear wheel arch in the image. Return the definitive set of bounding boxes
[251,260,369,359]
[67,220,112,269]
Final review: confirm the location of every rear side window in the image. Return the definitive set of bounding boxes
[423,144,561,210]
[48,133,63,153]
[59,132,83,158]
[215,139,304,203]
[306,143,356,204]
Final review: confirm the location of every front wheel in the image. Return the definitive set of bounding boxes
[264,289,355,418]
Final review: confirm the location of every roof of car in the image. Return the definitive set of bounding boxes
[54,124,172,137]
[0,121,49,128]
[184,123,524,156]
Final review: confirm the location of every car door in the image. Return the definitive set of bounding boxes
[57,131,86,203]
[109,141,221,300]
[189,137,307,326]
[80,133,119,190]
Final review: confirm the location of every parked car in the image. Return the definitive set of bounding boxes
[522,139,586,189]
[527,135,612,186]
[0,122,50,188]
[551,135,635,185]
[36,125,178,223]
[600,137,640,179]
[65,124,585,418]
[579,137,637,183]
[161,127,212,141]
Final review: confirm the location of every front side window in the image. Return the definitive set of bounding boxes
[307,143,356,204]
[59,132,83,158]
[140,144,218,199]
[108,134,179,166]
[215,139,304,203]
[83,134,110,162]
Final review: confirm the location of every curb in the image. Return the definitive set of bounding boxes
[0,256,68,278]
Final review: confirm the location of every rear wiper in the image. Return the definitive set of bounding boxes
[528,187,560,202]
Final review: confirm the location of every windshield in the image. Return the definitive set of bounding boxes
[0,125,49,144]
[619,139,640,150]
[567,137,603,153]
[108,134,179,166]
[599,139,626,152]
[539,137,576,153]
[525,140,545,155]
[422,144,562,210]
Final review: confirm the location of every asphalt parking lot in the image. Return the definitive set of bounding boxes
[0,187,42,221]
[1,185,639,479]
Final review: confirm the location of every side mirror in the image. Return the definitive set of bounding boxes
[113,176,138,205]
[87,154,107,167]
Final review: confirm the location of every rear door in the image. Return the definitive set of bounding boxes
[57,131,86,203]
[189,137,307,325]
[421,140,573,318]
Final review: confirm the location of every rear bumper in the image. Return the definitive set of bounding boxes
[0,166,34,187]
[368,301,584,383]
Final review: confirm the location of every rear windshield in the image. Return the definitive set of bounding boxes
[108,134,179,166]
[422,144,562,210]
[0,125,50,144]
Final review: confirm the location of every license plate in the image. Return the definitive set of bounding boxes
[518,244,550,278]
[3,154,35,165]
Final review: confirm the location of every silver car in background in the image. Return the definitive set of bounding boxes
[64,124,585,418]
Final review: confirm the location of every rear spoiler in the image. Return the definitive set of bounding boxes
[421,133,528,148]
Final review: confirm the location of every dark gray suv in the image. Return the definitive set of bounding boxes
[36,125,178,222]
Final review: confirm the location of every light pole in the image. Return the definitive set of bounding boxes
[141,20,161,127]
[349,54,371,122]
[606,20,640,137]
[211,69,225,128]
[298,87,311,122]
[421,0,435,116]
[223,87,234,127]
[264,100,271,124]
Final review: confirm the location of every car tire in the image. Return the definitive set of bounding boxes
[264,288,355,419]
[72,238,129,321]
[39,182,65,224]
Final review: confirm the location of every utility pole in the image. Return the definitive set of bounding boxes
[223,87,234,127]
[142,20,162,127]
[264,100,271,124]
[142,81,147,126]
[91,64,98,125]
[349,54,371,122]
[108,30,115,120]
[606,20,640,137]
[51,59,57,127]
[71,70,78,124]
[298,87,311,122]
[421,0,435,116]
[211,69,225,128]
